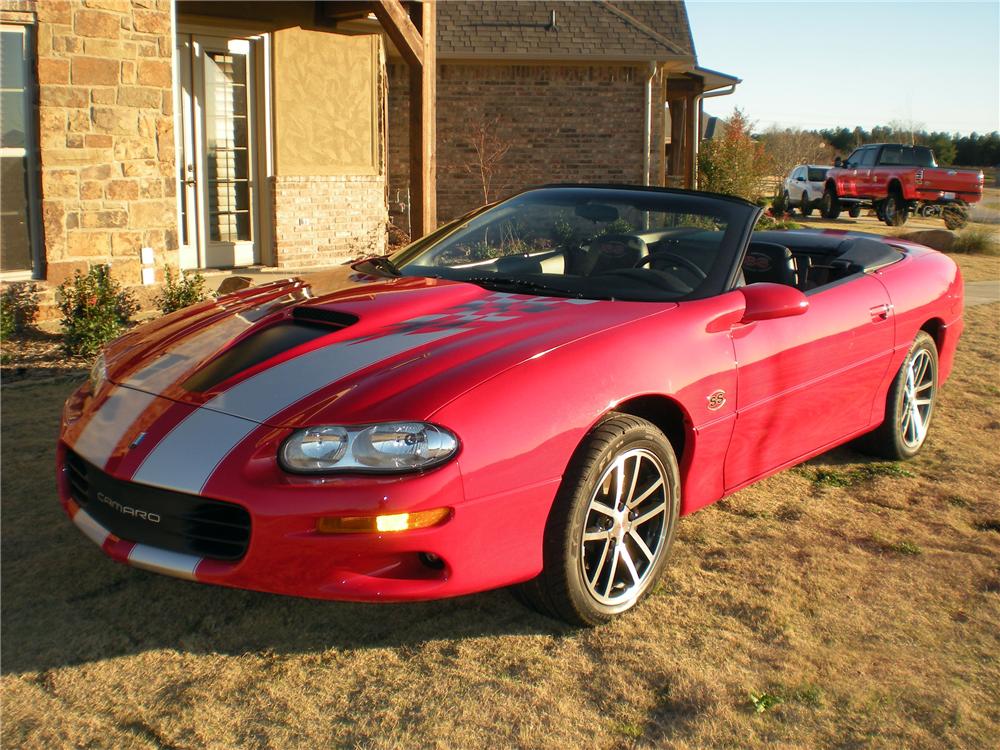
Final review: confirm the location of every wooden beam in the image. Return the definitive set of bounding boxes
[372,0,423,68]
[408,0,436,235]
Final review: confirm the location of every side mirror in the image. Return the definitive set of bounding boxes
[740,282,809,322]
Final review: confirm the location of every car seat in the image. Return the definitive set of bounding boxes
[742,242,797,287]
[586,234,648,275]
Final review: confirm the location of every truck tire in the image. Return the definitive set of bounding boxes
[820,188,840,219]
[883,189,908,227]
[801,191,813,217]
[943,204,968,230]
[848,204,862,218]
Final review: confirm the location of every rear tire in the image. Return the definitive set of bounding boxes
[801,191,813,217]
[883,189,908,227]
[515,414,680,626]
[848,204,862,218]
[782,191,792,215]
[943,204,968,230]
[854,332,938,460]
[821,187,841,219]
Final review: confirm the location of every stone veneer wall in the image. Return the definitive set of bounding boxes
[388,62,660,226]
[271,174,387,270]
[2,0,177,299]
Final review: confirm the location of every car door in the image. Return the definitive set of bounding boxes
[723,275,895,490]
[855,147,878,196]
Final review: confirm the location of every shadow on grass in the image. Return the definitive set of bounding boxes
[0,381,571,676]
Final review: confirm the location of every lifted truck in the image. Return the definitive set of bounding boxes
[820,144,983,228]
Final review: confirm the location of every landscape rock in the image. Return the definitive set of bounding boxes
[892,228,957,251]
[216,276,254,295]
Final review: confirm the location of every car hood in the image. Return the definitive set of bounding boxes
[103,266,672,427]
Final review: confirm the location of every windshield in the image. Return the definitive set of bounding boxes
[389,187,758,302]
[807,167,829,182]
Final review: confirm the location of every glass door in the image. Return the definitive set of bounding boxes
[176,33,261,269]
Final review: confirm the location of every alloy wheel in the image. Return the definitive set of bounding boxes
[580,448,669,606]
[900,349,935,449]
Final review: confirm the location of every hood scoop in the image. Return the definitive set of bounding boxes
[181,309,358,394]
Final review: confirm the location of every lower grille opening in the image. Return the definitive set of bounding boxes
[64,449,251,561]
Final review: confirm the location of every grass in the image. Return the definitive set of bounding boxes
[2,304,999,749]
[951,224,1000,255]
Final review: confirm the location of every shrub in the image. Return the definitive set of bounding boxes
[0,282,40,338]
[155,266,208,314]
[57,265,137,356]
[950,225,999,255]
[698,109,772,202]
[756,215,801,231]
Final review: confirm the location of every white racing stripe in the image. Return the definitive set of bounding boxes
[133,328,465,493]
[73,386,157,468]
[73,507,110,547]
[128,544,200,580]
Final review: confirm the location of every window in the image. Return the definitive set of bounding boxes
[806,167,828,182]
[0,24,41,278]
[845,149,863,167]
[878,145,936,167]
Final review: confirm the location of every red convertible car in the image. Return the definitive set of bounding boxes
[58,186,963,625]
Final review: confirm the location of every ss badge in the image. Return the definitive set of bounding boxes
[706,389,727,411]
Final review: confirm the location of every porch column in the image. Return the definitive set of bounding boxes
[373,0,437,237]
[683,93,698,190]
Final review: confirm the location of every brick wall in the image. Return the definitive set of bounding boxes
[272,175,386,270]
[388,62,649,225]
[27,0,177,293]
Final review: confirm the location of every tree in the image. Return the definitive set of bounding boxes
[697,109,772,202]
[462,115,512,205]
[759,127,829,184]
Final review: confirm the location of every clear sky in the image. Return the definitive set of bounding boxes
[686,1,1000,134]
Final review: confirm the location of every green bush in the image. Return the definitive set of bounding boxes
[155,266,208,314]
[0,282,40,338]
[57,265,137,356]
[756,215,801,231]
[951,225,999,255]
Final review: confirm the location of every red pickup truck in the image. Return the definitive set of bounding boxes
[820,144,984,228]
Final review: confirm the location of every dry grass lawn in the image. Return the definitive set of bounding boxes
[2,304,998,748]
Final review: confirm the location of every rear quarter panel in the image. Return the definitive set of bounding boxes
[869,245,963,420]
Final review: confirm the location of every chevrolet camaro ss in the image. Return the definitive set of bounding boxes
[58,186,963,625]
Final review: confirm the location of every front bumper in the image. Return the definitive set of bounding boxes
[57,383,557,602]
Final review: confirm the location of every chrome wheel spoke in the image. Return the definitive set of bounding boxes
[627,476,664,510]
[629,529,655,562]
[589,500,616,518]
[602,547,620,597]
[589,538,611,586]
[619,545,640,585]
[633,502,666,528]
[583,529,610,542]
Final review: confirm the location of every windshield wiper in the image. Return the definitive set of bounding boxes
[463,275,583,298]
[357,256,401,277]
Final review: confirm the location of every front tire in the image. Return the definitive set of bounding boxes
[855,332,938,459]
[801,191,813,216]
[515,414,680,626]
[821,187,841,219]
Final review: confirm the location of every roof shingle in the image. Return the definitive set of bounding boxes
[435,1,695,61]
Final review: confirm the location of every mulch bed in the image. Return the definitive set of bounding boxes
[1,332,89,385]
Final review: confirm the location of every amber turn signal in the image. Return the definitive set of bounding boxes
[315,507,451,534]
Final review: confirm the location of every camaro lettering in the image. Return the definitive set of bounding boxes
[96,491,161,523]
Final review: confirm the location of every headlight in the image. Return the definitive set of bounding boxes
[89,352,107,391]
[279,422,459,474]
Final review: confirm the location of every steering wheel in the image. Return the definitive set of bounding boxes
[634,252,707,281]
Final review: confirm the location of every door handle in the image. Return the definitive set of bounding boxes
[184,178,196,186]
[869,303,892,321]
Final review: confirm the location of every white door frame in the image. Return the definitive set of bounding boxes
[174,25,271,270]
